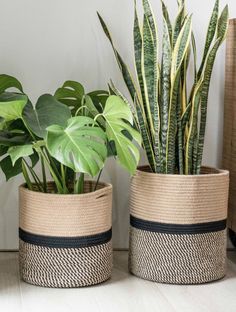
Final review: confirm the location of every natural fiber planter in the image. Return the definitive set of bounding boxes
[19,181,112,288]
[223,19,236,232]
[129,166,229,285]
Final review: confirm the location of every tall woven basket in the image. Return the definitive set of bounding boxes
[129,166,229,285]
[19,181,112,288]
[223,19,236,233]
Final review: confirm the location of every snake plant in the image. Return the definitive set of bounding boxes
[0,76,141,194]
[98,0,229,174]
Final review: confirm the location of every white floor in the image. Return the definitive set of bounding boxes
[1,251,236,312]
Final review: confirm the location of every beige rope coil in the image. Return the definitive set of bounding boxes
[19,181,112,237]
[130,166,229,224]
[223,18,236,231]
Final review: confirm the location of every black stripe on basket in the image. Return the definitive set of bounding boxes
[19,228,112,249]
[130,215,226,234]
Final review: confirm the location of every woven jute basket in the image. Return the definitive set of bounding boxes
[129,166,229,285]
[223,19,236,232]
[19,181,112,288]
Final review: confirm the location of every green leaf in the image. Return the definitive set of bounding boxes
[46,116,107,177]
[160,18,172,171]
[8,144,34,166]
[87,90,109,112]
[171,15,192,79]
[0,93,28,121]
[134,0,146,111]
[22,94,71,138]
[0,131,31,146]
[54,80,85,114]
[166,16,192,173]
[161,1,172,43]
[102,95,141,174]
[0,74,23,93]
[0,156,22,181]
[97,12,139,102]
[142,13,161,172]
[173,5,185,46]
[198,0,219,77]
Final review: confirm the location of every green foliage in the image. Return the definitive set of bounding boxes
[46,117,107,177]
[22,94,72,138]
[98,0,229,175]
[0,76,141,193]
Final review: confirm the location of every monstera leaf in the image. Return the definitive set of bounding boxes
[46,116,107,177]
[0,93,28,121]
[8,144,34,165]
[102,95,141,174]
[0,131,31,146]
[22,94,71,138]
[0,151,39,181]
[54,80,85,114]
[0,74,23,94]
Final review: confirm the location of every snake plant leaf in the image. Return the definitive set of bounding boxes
[194,6,229,174]
[135,94,156,172]
[198,0,219,78]
[46,116,107,177]
[161,1,173,42]
[173,5,185,47]
[8,144,34,166]
[142,0,161,171]
[102,95,141,175]
[0,75,23,94]
[160,18,172,171]
[54,80,85,114]
[166,16,192,173]
[134,0,146,110]
[97,12,140,102]
[22,94,71,139]
[217,5,229,41]
[191,33,197,82]
[171,15,192,79]
[0,93,28,121]
[177,0,185,7]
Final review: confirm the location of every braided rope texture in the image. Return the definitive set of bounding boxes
[129,226,227,284]
[19,239,112,288]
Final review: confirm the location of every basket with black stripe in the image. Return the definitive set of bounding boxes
[19,181,112,288]
[129,166,229,285]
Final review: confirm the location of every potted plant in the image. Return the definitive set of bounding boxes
[0,76,141,287]
[99,0,229,284]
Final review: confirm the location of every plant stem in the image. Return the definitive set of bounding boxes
[61,163,69,194]
[24,160,44,192]
[94,169,103,191]
[74,173,84,194]
[21,160,33,191]
[38,148,64,193]
[40,155,47,192]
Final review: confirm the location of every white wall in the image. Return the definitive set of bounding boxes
[0,0,234,249]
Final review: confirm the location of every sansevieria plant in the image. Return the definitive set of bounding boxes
[98,0,229,175]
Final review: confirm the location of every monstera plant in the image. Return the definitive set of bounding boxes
[0,75,141,194]
[98,0,228,174]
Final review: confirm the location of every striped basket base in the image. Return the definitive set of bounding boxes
[129,224,227,285]
[19,226,113,288]
[19,239,112,288]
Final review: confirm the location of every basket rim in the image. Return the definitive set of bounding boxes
[19,180,112,198]
[136,165,229,179]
